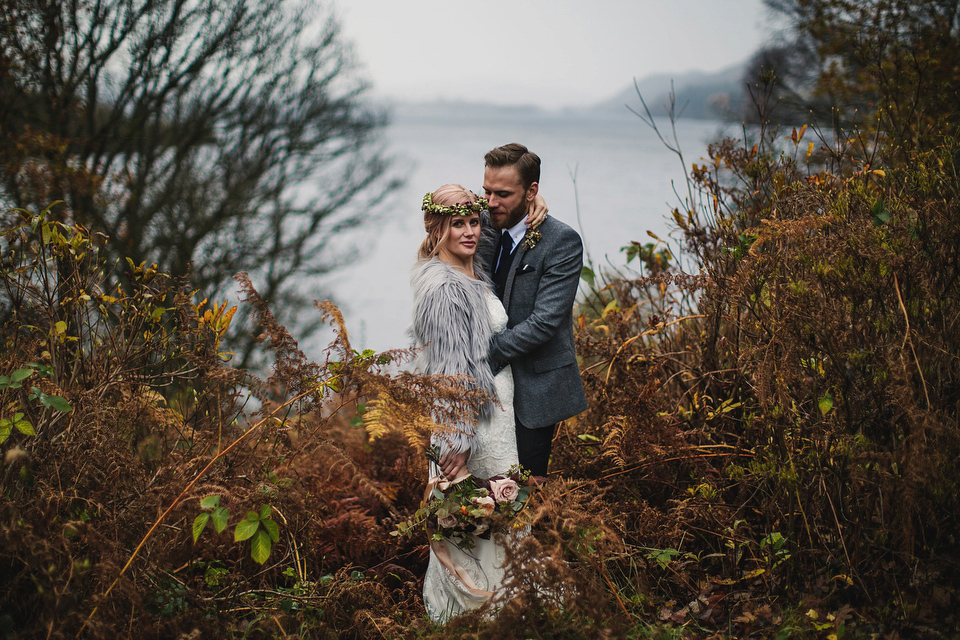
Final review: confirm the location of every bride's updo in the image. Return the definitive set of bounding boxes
[418,184,482,260]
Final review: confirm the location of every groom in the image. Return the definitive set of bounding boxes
[480,142,587,478]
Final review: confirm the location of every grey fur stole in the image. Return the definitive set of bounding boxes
[409,258,497,455]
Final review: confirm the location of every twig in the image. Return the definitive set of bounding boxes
[820,475,867,595]
[893,272,930,409]
[580,314,707,376]
[549,451,754,489]
[596,452,755,483]
[599,559,633,621]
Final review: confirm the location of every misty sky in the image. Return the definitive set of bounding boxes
[335,0,773,109]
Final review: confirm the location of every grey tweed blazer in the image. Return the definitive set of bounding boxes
[479,215,588,429]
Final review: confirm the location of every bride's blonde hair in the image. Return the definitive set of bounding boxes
[418,184,481,260]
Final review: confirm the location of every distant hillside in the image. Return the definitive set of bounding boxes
[389,100,546,121]
[382,62,750,122]
[591,62,748,121]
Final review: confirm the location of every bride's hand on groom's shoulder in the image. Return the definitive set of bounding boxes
[526,194,548,229]
[439,450,469,480]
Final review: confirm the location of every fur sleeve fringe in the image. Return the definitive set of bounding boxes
[409,258,497,456]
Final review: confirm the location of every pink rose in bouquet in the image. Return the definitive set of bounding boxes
[392,450,535,550]
[471,495,496,517]
[437,513,459,529]
[489,477,520,503]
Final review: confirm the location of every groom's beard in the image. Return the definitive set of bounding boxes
[489,200,526,230]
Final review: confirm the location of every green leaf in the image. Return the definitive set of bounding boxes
[819,392,834,416]
[234,514,260,542]
[26,363,53,377]
[0,376,9,389]
[262,517,280,542]
[250,529,271,564]
[0,422,11,444]
[259,504,272,520]
[192,513,210,543]
[761,531,785,550]
[871,200,892,226]
[647,548,679,569]
[37,392,72,413]
[14,417,35,436]
[211,507,229,533]
[11,368,33,383]
[580,266,595,287]
[200,495,220,510]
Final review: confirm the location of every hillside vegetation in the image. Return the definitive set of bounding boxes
[2,0,959,637]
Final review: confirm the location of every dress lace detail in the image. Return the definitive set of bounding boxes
[423,292,519,622]
[464,293,517,478]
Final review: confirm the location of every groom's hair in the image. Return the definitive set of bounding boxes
[484,143,541,190]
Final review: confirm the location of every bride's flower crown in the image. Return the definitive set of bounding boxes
[422,192,489,216]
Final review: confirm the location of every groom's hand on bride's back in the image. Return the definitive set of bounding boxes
[439,450,469,480]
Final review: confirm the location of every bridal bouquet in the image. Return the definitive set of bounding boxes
[392,448,534,549]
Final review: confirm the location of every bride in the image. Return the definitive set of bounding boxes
[410,184,543,622]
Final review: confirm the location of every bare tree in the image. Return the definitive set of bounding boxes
[0,0,400,366]
[745,0,960,146]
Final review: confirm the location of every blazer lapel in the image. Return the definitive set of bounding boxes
[501,242,528,306]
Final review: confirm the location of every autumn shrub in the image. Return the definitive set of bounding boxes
[5,122,959,638]
[562,106,960,635]
[0,204,438,638]
[692,125,960,564]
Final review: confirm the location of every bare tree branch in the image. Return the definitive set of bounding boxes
[1,0,401,366]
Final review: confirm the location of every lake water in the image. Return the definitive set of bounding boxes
[313,105,728,355]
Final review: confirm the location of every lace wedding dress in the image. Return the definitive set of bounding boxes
[423,291,519,623]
